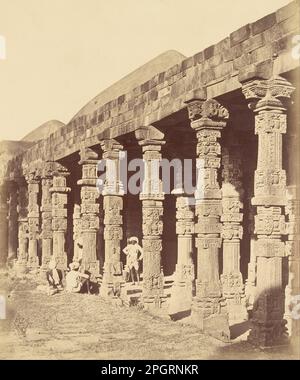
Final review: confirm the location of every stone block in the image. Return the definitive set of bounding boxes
[201,68,216,84]
[279,15,300,35]
[230,24,251,47]
[242,34,265,53]
[214,37,230,54]
[255,59,274,79]
[250,45,273,64]
[191,309,231,342]
[158,72,165,84]
[276,1,298,23]
[272,36,292,55]
[263,24,283,43]
[141,81,150,93]
[233,54,252,70]
[252,13,276,35]
[214,61,234,78]
[180,56,194,71]
[193,51,204,65]
[208,53,222,68]
[165,64,180,79]
[203,45,215,60]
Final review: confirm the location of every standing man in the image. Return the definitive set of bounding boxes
[123,237,143,285]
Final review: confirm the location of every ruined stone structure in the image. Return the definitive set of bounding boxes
[0,1,299,347]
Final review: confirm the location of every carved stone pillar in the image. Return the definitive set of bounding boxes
[7,180,18,265]
[221,145,247,321]
[15,178,28,274]
[186,97,230,340]
[0,182,8,268]
[50,163,70,271]
[40,164,53,274]
[169,190,195,316]
[100,140,124,297]
[241,75,294,347]
[26,169,40,270]
[245,196,257,308]
[285,186,300,338]
[73,204,81,262]
[78,147,100,278]
[135,126,165,309]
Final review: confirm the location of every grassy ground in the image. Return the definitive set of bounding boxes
[0,272,298,360]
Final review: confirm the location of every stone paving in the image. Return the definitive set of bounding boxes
[0,274,298,360]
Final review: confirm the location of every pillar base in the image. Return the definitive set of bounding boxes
[191,296,230,342]
[226,302,248,323]
[221,274,248,322]
[81,260,100,280]
[247,290,288,348]
[168,264,194,317]
[290,321,300,355]
[168,281,194,317]
[143,295,168,311]
[100,276,124,298]
[120,282,142,307]
[100,262,123,298]
[247,322,289,348]
[14,260,28,276]
[27,256,39,272]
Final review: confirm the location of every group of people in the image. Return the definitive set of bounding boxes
[46,236,144,295]
[46,259,89,295]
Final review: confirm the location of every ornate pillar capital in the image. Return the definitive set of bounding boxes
[135,125,165,146]
[186,98,229,130]
[100,139,124,196]
[100,139,123,159]
[241,75,295,111]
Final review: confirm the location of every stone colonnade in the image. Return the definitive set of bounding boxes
[1,76,298,347]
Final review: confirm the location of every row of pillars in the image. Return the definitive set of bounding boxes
[0,75,299,347]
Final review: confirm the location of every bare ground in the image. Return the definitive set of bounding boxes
[0,273,298,360]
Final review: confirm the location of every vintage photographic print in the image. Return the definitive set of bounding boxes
[0,0,299,364]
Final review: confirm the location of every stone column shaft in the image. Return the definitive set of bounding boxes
[15,178,28,274]
[169,192,195,315]
[26,171,40,270]
[7,181,18,264]
[100,139,124,297]
[186,97,230,340]
[221,145,247,321]
[50,164,70,271]
[241,75,294,347]
[285,187,300,338]
[78,147,100,278]
[40,168,53,274]
[73,204,81,262]
[0,183,8,267]
[135,126,166,309]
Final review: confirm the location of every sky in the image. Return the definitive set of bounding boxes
[0,0,291,141]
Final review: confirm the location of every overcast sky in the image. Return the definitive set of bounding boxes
[0,0,291,141]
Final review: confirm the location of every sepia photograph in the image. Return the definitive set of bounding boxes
[0,0,299,365]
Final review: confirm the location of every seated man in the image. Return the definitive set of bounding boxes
[46,258,63,295]
[66,262,90,293]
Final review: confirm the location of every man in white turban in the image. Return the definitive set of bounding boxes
[66,261,90,293]
[123,237,143,285]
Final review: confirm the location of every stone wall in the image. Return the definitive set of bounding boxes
[21,0,300,165]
